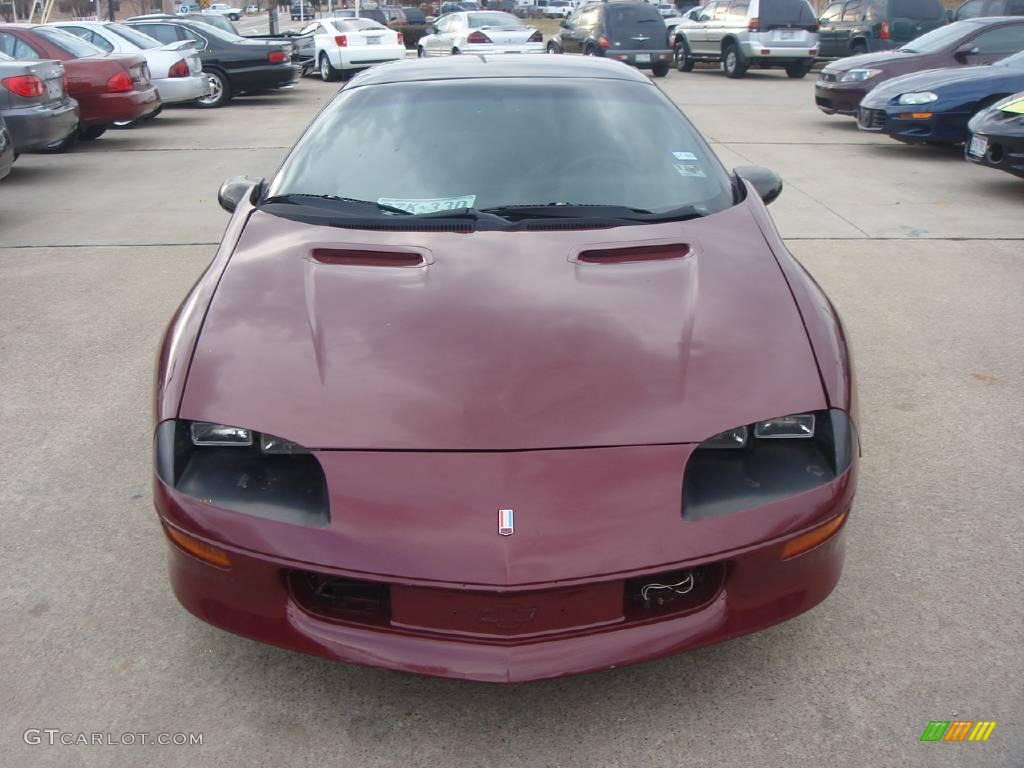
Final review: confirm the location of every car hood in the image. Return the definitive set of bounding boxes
[823,49,924,73]
[180,199,825,450]
[863,65,1024,105]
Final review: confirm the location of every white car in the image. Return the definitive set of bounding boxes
[541,0,573,18]
[299,17,406,82]
[245,5,261,13]
[657,3,677,18]
[47,21,208,111]
[417,11,543,57]
[204,3,243,21]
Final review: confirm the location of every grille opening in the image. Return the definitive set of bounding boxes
[624,563,724,620]
[289,571,391,626]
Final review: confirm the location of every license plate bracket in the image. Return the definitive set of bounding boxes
[968,134,988,157]
[635,53,651,63]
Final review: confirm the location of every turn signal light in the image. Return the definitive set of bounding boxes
[900,112,933,119]
[164,525,232,569]
[335,34,348,46]
[781,511,848,559]
[2,74,44,98]
[106,70,132,93]
[880,21,890,39]
[167,58,189,78]
[748,17,759,31]
[467,30,492,43]
[597,34,610,49]
[267,49,288,63]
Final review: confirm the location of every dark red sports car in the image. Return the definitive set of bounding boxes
[0,24,159,146]
[154,56,858,683]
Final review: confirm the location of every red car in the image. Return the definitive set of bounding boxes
[154,56,858,683]
[0,24,159,147]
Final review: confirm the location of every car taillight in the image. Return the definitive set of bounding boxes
[467,30,492,43]
[62,73,69,93]
[880,21,890,39]
[334,34,348,46]
[1,74,44,98]
[748,17,759,32]
[106,71,133,93]
[168,59,189,78]
[528,29,542,43]
[267,49,288,63]
[397,31,404,46]
[597,34,610,49]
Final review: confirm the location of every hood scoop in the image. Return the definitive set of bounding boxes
[311,248,429,268]
[574,243,691,264]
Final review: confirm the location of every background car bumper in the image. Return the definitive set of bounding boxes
[334,45,408,69]
[460,43,546,55]
[154,468,853,682]
[739,41,817,60]
[2,98,79,153]
[815,82,870,115]
[230,63,301,93]
[604,49,673,69]
[84,86,160,126]
[155,74,210,104]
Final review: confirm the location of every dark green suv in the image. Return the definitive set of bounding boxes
[816,0,947,58]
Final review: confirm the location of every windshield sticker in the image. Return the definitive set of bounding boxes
[999,98,1024,115]
[673,163,706,178]
[672,151,697,161]
[378,195,476,215]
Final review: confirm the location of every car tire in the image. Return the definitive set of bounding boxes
[785,61,813,79]
[417,46,425,57]
[674,39,694,72]
[319,52,340,81]
[78,125,107,141]
[850,40,867,55]
[452,47,461,55]
[547,43,560,54]
[196,69,231,108]
[652,62,669,78]
[111,119,140,129]
[584,44,598,56]
[722,43,747,78]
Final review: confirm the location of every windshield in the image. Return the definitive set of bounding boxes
[467,12,521,26]
[266,79,733,221]
[994,50,1024,68]
[106,22,161,49]
[34,26,103,57]
[899,21,977,53]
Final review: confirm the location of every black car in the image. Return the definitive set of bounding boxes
[125,18,298,108]
[816,0,948,58]
[400,6,430,47]
[128,13,240,35]
[952,0,1024,21]
[965,91,1024,177]
[548,1,673,77]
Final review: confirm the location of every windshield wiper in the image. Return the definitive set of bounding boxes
[478,203,707,223]
[261,194,414,216]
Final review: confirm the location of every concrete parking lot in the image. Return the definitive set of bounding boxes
[1,61,1022,768]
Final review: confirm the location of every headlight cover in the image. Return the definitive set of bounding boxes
[155,420,329,527]
[897,91,938,105]
[683,409,854,520]
[840,68,881,82]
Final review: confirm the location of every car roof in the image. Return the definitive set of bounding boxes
[348,55,653,87]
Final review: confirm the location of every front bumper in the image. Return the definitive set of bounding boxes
[154,464,854,683]
[815,79,870,116]
[2,97,79,152]
[966,131,1024,179]
[858,104,969,145]
[154,74,210,104]
[603,48,673,69]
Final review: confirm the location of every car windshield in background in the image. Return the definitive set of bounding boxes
[759,0,816,26]
[890,0,943,20]
[34,26,103,57]
[899,21,975,52]
[185,21,243,42]
[994,49,1024,68]
[402,7,426,22]
[106,22,161,49]
[266,79,734,221]
[607,4,663,30]
[467,12,521,26]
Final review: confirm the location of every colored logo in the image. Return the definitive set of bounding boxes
[498,508,514,536]
[920,721,997,742]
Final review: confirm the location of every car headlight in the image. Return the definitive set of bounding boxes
[156,420,329,526]
[683,410,855,520]
[840,68,881,83]
[897,91,938,105]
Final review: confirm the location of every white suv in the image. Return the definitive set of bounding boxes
[672,0,819,78]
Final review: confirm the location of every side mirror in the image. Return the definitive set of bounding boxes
[735,166,783,205]
[218,175,264,213]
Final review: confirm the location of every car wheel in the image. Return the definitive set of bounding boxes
[452,47,461,55]
[547,43,560,54]
[112,119,140,129]
[674,39,694,72]
[850,40,867,55]
[584,45,597,56]
[78,125,107,141]
[652,62,669,78]
[722,43,747,78]
[196,70,231,108]
[785,61,813,79]
[319,52,340,81]
[417,45,425,57]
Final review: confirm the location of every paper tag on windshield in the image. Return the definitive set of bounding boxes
[672,151,697,161]
[673,163,706,178]
[378,195,476,215]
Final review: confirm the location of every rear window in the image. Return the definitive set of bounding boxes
[34,26,104,57]
[402,7,426,22]
[890,0,943,19]
[106,22,161,49]
[268,79,733,218]
[361,9,387,22]
[467,12,522,26]
[339,18,388,30]
[758,0,816,25]
[607,3,665,27]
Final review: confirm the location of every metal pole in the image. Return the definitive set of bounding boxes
[269,1,278,32]
[107,0,114,21]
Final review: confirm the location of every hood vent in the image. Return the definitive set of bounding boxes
[576,243,691,264]
[311,248,427,267]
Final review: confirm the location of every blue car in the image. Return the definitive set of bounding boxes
[858,49,1024,145]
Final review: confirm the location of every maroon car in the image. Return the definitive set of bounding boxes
[0,24,159,147]
[815,16,1024,116]
[154,56,858,683]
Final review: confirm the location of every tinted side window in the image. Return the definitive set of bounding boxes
[0,32,40,59]
[726,0,750,19]
[841,1,863,21]
[970,23,1024,53]
[820,2,844,21]
[578,8,600,26]
[890,0,944,19]
[86,30,115,52]
[760,0,816,23]
[954,0,986,18]
[135,24,180,44]
[1005,0,1024,14]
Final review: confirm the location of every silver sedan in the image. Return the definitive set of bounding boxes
[417,11,544,57]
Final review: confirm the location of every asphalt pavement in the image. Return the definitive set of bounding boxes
[1,58,1021,768]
